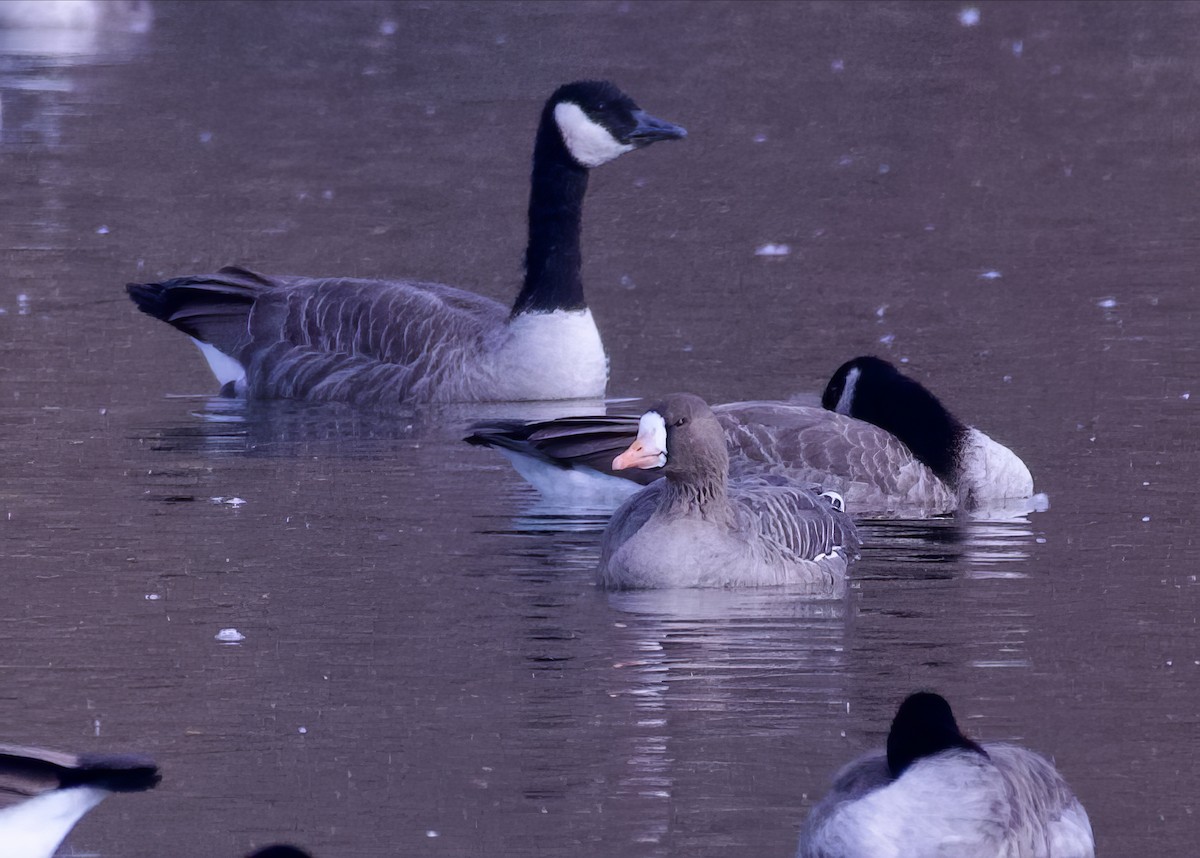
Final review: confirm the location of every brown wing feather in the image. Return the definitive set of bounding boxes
[730,478,861,564]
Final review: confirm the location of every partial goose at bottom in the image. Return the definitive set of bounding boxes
[0,743,159,858]
[797,691,1094,858]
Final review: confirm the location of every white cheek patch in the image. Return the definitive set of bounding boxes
[834,366,860,415]
[554,102,634,167]
[638,410,668,466]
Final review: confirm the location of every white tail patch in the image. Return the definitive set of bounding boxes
[190,337,245,388]
[0,785,108,858]
[959,427,1034,502]
[496,448,640,507]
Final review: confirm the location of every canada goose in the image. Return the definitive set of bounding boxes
[0,0,152,31]
[127,81,685,407]
[0,743,159,858]
[467,356,1034,516]
[597,394,859,589]
[797,692,1094,858]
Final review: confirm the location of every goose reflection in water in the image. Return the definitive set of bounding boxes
[604,589,849,851]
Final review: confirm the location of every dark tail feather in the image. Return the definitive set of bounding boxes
[466,415,659,485]
[246,847,315,858]
[125,280,175,323]
[0,744,160,796]
[126,267,268,352]
[65,753,161,793]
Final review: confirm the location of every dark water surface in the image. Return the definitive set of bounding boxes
[1,1,1197,856]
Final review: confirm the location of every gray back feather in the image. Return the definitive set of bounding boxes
[716,402,955,515]
[131,266,510,406]
[246,274,506,404]
[988,744,1093,854]
[798,744,1092,858]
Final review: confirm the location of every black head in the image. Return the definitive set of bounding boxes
[545,80,686,168]
[821,356,967,484]
[886,691,988,778]
[69,752,161,792]
[822,356,898,413]
[246,847,314,858]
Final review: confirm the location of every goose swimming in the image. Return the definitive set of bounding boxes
[467,356,1034,516]
[126,81,685,407]
[597,394,859,589]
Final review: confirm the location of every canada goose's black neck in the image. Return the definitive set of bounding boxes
[879,389,968,488]
[511,112,590,316]
[886,692,988,779]
[826,358,970,487]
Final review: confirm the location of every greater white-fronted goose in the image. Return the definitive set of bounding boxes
[598,394,859,589]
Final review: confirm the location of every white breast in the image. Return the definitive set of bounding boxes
[484,310,607,400]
